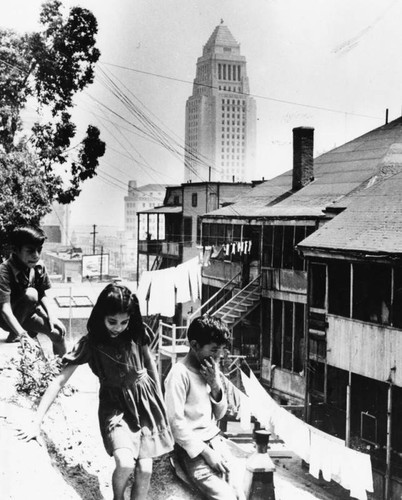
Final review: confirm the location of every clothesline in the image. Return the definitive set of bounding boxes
[223,364,374,500]
[137,257,202,317]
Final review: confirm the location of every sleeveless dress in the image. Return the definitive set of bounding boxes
[63,329,173,458]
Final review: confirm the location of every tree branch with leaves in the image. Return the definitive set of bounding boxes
[0,0,105,254]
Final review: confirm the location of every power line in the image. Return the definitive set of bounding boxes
[102,61,382,120]
[93,67,243,214]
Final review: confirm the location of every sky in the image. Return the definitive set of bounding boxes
[2,0,402,231]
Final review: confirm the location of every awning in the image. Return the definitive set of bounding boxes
[138,206,182,215]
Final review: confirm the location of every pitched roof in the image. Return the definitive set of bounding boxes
[298,168,402,256]
[204,23,239,51]
[137,183,167,192]
[206,117,402,219]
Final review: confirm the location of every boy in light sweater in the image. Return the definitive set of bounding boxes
[164,314,243,500]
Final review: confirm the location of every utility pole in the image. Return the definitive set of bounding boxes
[90,224,97,254]
[100,245,104,281]
[120,244,123,278]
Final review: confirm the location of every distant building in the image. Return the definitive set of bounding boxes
[42,203,71,245]
[124,181,166,238]
[184,21,256,183]
[137,180,252,323]
[123,181,167,280]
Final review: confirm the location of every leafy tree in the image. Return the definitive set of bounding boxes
[0,0,105,253]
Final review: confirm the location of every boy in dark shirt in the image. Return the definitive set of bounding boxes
[0,226,66,356]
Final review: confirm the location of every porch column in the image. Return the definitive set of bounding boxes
[385,376,394,500]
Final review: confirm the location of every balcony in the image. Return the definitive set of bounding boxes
[161,241,180,257]
[326,315,402,387]
[138,240,162,255]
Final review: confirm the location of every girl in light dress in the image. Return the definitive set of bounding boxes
[18,283,173,500]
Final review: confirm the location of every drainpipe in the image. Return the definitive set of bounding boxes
[304,259,311,425]
[385,369,395,500]
[346,263,354,447]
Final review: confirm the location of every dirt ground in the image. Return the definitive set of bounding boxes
[0,332,360,500]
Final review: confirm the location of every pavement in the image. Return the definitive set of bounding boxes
[0,329,357,500]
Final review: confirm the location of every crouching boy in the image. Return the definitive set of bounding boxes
[0,226,66,356]
[164,314,244,500]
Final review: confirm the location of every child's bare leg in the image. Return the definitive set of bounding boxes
[46,325,67,356]
[13,288,38,324]
[113,448,135,500]
[131,458,152,500]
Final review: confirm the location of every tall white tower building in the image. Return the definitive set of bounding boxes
[184,21,256,183]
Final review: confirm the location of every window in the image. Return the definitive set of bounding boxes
[183,217,192,247]
[191,193,198,207]
[282,226,294,269]
[197,216,202,245]
[310,263,327,309]
[393,267,402,328]
[294,226,306,270]
[353,263,391,325]
[271,299,305,373]
[272,226,284,268]
[328,261,350,317]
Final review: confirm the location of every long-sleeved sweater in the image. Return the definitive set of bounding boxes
[164,361,227,458]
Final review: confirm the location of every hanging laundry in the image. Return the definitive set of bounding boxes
[187,257,201,301]
[240,370,272,430]
[175,261,192,304]
[211,245,223,259]
[239,368,373,500]
[147,267,176,317]
[136,270,153,316]
[221,375,252,431]
[202,246,212,267]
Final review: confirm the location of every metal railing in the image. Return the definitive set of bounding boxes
[187,271,242,324]
[158,320,188,350]
[214,274,261,322]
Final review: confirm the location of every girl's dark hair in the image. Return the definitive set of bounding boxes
[187,314,231,348]
[87,283,145,344]
[10,226,46,249]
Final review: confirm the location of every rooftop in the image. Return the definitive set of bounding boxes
[205,117,402,220]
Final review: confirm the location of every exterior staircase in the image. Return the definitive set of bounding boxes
[212,275,261,329]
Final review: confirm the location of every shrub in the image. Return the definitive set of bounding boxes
[12,340,73,399]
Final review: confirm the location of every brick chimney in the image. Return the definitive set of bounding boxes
[292,126,314,191]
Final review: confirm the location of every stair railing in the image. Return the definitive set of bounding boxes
[187,270,241,325]
[214,274,261,322]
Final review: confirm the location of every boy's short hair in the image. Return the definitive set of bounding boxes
[9,226,46,249]
[187,314,231,348]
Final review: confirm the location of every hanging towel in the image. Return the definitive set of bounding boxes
[136,270,153,316]
[147,268,176,317]
[187,257,201,301]
[175,262,192,303]
[339,446,373,500]
[240,370,272,430]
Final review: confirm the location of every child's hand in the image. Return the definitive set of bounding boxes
[201,446,229,474]
[15,420,43,446]
[200,357,222,393]
[49,319,66,338]
[19,334,37,351]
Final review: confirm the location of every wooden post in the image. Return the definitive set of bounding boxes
[345,264,353,446]
[385,380,393,500]
[158,320,163,381]
[345,381,351,447]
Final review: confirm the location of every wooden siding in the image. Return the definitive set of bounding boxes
[202,260,242,283]
[271,367,305,401]
[327,315,402,387]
